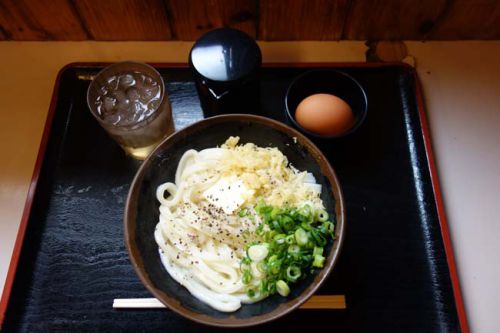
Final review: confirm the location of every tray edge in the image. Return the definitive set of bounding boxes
[413,71,470,333]
[0,62,72,329]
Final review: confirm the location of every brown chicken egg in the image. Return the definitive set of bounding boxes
[295,93,355,137]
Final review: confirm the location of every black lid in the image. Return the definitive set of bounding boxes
[189,28,262,83]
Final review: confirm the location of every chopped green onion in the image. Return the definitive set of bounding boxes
[298,204,313,223]
[312,254,325,268]
[270,207,281,219]
[247,288,256,297]
[274,233,286,245]
[240,256,251,272]
[267,255,281,274]
[251,262,264,279]
[286,265,301,282]
[310,229,326,246]
[244,201,335,298]
[259,280,269,294]
[300,254,312,265]
[323,221,335,234]
[300,221,312,231]
[267,254,278,263]
[299,204,312,217]
[267,281,277,294]
[255,199,267,214]
[271,220,283,233]
[288,244,300,255]
[256,223,265,236]
[248,244,269,262]
[257,261,266,273]
[265,230,277,242]
[242,270,252,284]
[240,262,250,272]
[276,280,290,297]
[313,246,323,257]
[295,228,308,246]
[280,216,294,232]
[317,209,329,222]
[285,234,295,244]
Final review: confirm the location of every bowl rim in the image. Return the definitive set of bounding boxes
[285,68,368,139]
[124,114,346,327]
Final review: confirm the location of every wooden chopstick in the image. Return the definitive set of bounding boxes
[113,295,346,309]
[113,298,170,309]
[299,295,345,309]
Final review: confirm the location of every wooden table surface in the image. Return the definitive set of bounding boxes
[0,41,499,332]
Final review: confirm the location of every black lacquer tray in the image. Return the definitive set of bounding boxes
[0,63,467,332]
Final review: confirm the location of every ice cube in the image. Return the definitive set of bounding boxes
[103,96,117,112]
[126,87,140,101]
[118,102,144,125]
[117,99,131,114]
[139,89,152,102]
[133,74,145,89]
[99,85,108,95]
[106,113,121,125]
[133,101,145,112]
[144,76,154,87]
[119,74,135,89]
[106,76,119,90]
[140,85,161,103]
[113,89,127,102]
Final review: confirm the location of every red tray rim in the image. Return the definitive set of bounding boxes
[0,62,469,333]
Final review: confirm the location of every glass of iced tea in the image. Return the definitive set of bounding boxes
[87,61,174,160]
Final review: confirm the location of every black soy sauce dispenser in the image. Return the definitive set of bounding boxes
[189,28,262,117]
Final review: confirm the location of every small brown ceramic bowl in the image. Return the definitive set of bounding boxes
[124,114,345,327]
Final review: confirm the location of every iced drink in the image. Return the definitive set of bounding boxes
[87,62,174,160]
